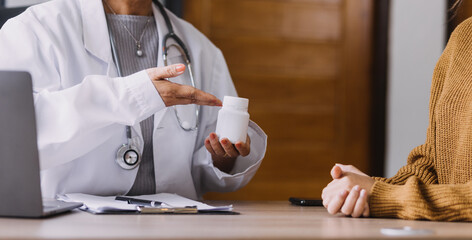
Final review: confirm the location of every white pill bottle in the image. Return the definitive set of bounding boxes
[215,96,249,143]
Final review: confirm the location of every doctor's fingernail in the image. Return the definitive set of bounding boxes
[175,64,185,73]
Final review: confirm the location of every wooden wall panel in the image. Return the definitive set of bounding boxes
[209,0,342,41]
[214,39,339,79]
[184,0,373,200]
[235,77,336,107]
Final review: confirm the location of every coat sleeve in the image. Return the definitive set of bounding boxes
[0,18,165,170]
[368,18,472,221]
[191,48,268,195]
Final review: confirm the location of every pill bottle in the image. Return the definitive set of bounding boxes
[215,96,249,144]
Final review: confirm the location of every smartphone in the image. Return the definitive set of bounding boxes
[289,197,323,206]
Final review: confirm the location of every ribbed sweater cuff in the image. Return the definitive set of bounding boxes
[370,181,402,218]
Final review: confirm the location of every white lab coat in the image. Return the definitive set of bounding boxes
[0,0,267,199]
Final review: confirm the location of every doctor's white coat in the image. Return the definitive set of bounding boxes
[0,0,267,199]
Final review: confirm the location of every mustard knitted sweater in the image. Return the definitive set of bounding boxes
[369,18,472,221]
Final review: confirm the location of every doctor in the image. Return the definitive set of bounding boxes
[0,0,267,199]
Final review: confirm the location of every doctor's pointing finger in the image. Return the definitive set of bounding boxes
[147,64,222,107]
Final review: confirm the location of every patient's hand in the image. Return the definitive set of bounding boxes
[321,164,374,218]
[332,164,369,177]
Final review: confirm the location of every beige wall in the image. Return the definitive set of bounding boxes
[386,0,447,177]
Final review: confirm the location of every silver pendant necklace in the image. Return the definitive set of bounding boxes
[103,0,152,57]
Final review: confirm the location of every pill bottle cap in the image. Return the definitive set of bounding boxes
[222,96,248,111]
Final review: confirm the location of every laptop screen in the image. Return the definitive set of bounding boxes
[0,71,43,217]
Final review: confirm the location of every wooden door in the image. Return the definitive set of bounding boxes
[184,0,373,200]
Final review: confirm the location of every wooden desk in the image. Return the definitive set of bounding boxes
[0,201,471,240]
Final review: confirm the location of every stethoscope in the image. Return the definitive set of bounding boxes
[107,0,198,170]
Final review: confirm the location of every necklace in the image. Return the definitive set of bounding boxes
[103,0,152,57]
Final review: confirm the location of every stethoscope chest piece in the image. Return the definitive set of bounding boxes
[116,144,141,170]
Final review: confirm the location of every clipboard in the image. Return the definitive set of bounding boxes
[138,206,198,214]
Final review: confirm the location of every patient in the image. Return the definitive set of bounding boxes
[322,0,472,221]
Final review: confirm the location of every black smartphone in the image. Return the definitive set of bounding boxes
[289,197,323,206]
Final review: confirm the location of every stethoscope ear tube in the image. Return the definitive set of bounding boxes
[162,42,199,131]
[160,14,199,132]
[154,0,191,64]
[162,33,192,65]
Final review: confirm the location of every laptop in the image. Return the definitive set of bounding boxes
[0,71,82,218]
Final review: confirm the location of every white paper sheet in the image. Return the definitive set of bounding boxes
[137,193,233,211]
[57,194,137,214]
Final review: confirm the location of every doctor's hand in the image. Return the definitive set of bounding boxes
[147,64,222,107]
[321,164,374,218]
[205,133,251,174]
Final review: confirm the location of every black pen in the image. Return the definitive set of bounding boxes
[115,196,163,207]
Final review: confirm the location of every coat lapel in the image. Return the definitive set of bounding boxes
[79,0,115,75]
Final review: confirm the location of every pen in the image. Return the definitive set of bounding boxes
[115,196,163,207]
